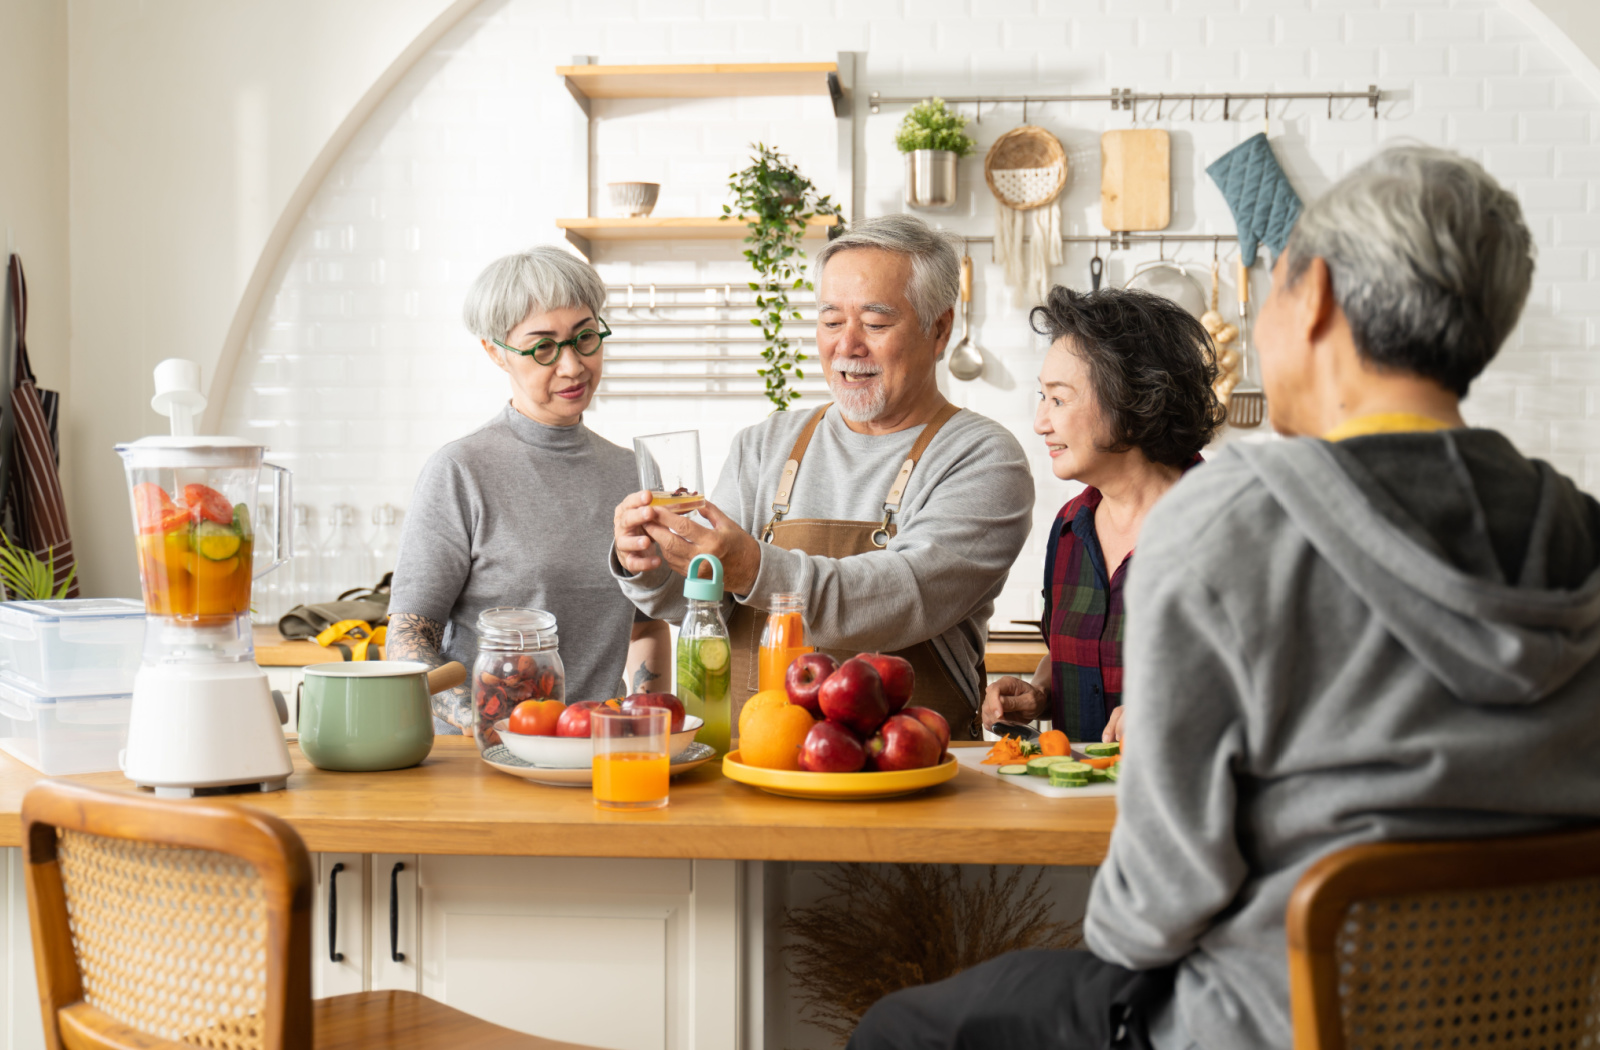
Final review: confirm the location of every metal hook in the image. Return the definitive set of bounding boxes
[1263,94,1270,136]
[975,97,982,125]
[1328,92,1334,120]
[1156,93,1163,122]
[1213,237,1220,263]
[1190,95,1196,121]
[1159,235,1167,261]
[1022,97,1029,123]
[1223,94,1231,121]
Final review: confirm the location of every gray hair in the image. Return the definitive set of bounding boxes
[1284,144,1534,397]
[811,214,962,332]
[462,246,607,343]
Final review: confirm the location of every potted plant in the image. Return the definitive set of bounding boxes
[724,144,842,412]
[895,98,976,210]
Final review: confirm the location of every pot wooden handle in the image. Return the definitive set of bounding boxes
[426,661,467,695]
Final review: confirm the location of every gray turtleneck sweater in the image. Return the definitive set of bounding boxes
[389,403,644,706]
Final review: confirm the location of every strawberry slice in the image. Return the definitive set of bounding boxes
[133,483,187,534]
[181,484,234,526]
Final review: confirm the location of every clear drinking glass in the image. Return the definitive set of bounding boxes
[592,706,670,811]
[634,431,705,513]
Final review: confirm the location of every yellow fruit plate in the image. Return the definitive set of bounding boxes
[721,750,959,800]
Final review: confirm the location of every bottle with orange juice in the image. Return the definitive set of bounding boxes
[758,593,813,693]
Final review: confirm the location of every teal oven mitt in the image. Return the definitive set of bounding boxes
[1206,133,1302,266]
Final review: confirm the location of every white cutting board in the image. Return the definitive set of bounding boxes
[955,746,1118,798]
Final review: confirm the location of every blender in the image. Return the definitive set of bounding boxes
[116,359,294,797]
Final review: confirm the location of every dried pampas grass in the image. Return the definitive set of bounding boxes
[781,864,1083,1045]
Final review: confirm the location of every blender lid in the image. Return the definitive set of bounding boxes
[116,435,261,451]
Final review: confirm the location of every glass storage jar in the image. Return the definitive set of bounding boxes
[473,607,563,752]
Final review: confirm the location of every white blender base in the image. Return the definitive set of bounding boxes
[123,661,293,794]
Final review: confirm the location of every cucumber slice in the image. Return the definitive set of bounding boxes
[194,521,242,561]
[232,502,253,539]
[1088,768,1109,782]
[1048,768,1089,787]
[1106,765,1120,783]
[997,764,1029,776]
[1026,756,1058,776]
[1049,761,1090,778]
[1084,742,1120,758]
[698,637,730,673]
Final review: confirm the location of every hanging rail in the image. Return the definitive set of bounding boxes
[868,86,1382,120]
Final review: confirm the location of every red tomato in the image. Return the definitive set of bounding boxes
[182,484,234,525]
[555,700,604,738]
[133,483,187,534]
[508,698,564,737]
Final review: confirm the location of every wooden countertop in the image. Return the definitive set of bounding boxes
[253,626,1047,675]
[0,739,1115,866]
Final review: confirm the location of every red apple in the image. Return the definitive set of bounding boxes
[556,700,604,738]
[623,692,686,732]
[817,657,889,736]
[902,706,950,754]
[798,719,866,773]
[857,653,915,713]
[785,652,840,717]
[865,713,942,772]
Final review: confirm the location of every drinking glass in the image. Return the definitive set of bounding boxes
[592,707,670,811]
[634,431,705,513]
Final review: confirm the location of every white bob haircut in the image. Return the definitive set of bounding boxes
[1284,144,1534,398]
[462,246,607,344]
[810,215,963,333]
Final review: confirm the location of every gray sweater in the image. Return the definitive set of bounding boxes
[614,406,1034,706]
[1087,430,1600,1050]
[389,405,644,713]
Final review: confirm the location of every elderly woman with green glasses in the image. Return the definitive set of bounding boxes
[388,246,670,734]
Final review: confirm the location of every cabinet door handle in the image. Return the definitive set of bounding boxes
[328,862,345,963]
[389,861,406,962]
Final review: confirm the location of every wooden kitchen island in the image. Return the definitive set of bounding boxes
[0,740,1114,1050]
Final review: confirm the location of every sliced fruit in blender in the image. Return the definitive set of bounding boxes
[194,521,242,561]
[182,483,234,525]
[232,502,253,538]
[133,482,187,534]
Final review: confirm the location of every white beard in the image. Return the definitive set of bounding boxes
[827,371,889,422]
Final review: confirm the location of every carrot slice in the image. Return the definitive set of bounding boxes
[1037,729,1069,756]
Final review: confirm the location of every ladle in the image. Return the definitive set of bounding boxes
[949,253,984,381]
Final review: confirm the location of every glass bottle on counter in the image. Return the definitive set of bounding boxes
[676,553,731,756]
[369,503,403,581]
[758,592,813,692]
[319,502,373,599]
[285,504,319,612]
[473,607,563,753]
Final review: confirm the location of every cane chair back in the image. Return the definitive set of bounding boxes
[1287,826,1600,1050]
[21,781,312,1050]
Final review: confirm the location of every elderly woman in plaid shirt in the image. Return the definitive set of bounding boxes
[982,287,1226,743]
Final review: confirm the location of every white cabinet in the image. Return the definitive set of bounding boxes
[414,856,745,1050]
[311,852,368,998]
[369,853,420,992]
[3,847,45,1050]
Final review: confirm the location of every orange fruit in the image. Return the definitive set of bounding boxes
[738,688,792,740]
[739,693,816,771]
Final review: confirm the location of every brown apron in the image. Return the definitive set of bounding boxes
[727,402,983,740]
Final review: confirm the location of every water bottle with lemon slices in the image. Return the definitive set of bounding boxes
[676,553,732,755]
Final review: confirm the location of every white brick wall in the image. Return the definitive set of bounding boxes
[218,0,1600,634]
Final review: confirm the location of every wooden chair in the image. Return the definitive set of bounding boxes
[1287,826,1600,1050]
[21,780,597,1050]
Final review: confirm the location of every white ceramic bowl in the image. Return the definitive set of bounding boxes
[607,181,660,217]
[494,715,702,768]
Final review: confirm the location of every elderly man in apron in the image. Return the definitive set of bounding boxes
[611,215,1034,738]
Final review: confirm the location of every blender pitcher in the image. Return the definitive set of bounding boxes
[114,358,295,796]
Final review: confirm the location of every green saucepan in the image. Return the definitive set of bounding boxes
[298,660,466,772]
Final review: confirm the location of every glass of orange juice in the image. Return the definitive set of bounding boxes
[758,593,813,692]
[592,707,670,811]
[634,431,705,513]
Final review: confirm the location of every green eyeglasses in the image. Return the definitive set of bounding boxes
[493,317,612,366]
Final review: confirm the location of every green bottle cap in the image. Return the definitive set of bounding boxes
[683,553,724,602]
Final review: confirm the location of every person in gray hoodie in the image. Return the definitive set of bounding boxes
[847,146,1600,1050]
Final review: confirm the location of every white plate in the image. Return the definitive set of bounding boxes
[954,746,1119,798]
[481,741,716,787]
[493,715,704,768]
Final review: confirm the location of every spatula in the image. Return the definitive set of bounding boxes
[1227,258,1266,428]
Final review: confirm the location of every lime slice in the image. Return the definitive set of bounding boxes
[697,637,730,673]
[195,521,242,561]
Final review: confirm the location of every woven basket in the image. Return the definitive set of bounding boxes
[984,125,1068,211]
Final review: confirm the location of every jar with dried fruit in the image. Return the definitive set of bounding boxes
[473,607,564,753]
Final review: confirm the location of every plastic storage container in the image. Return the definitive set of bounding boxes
[0,677,133,774]
[0,598,146,695]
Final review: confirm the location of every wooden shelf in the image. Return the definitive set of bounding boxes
[558,62,837,100]
[558,215,838,255]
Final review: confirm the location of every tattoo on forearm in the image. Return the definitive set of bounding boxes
[389,614,472,733]
[630,660,661,694]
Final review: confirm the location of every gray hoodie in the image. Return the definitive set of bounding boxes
[1084,430,1600,1050]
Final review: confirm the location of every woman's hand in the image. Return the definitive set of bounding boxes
[1103,704,1126,744]
[613,491,664,575]
[982,675,1046,728]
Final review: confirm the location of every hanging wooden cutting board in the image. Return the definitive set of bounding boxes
[1101,129,1171,232]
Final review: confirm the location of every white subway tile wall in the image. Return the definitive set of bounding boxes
[217,0,1600,634]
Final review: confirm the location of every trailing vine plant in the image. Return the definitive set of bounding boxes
[724,144,841,411]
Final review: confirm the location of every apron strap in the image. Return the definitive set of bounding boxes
[763,403,832,541]
[871,401,961,547]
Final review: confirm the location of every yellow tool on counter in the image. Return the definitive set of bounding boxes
[315,619,387,661]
